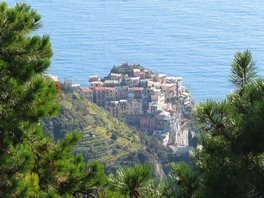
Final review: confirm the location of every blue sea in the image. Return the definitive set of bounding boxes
[7,0,264,102]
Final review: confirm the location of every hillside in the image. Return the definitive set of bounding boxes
[42,92,152,171]
[43,90,191,177]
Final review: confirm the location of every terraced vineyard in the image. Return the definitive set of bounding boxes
[76,125,141,162]
[43,92,142,166]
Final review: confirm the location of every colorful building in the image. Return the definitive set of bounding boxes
[132,69,140,77]
[116,86,128,100]
[89,75,99,82]
[90,81,103,89]
[81,88,94,102]
[94,87,106,106]
[105,87,116,101]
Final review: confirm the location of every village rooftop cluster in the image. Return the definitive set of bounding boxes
[46,67,191,146]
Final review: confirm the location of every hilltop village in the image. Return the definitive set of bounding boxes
[47,65,194,152]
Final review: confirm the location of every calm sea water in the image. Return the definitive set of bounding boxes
[7,0,264,102]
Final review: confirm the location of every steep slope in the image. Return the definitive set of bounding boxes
[42,91,187,177]
[42,92,142,165]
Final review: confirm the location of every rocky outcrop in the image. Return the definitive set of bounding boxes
[165,91,195,154]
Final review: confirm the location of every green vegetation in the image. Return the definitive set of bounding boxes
[194,49,264,197]
[43,91,184,177]
[0,3,105,197]
[1,2,264,198]
[110,63,153,76]
[164,162,199,197]
[108,164,152,198]
[104,50,264,198]
[43,92,143,169]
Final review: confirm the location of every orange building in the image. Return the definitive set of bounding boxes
[94,87,106,106]
[133,87,143,99]
[105,87,116,101]
[81,88,94,102]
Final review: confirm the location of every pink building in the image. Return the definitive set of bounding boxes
[89,75,99,82]
[81,88,93,102]
[133,69,140,77]
[127,99,143,115]
[139,72,146,79]
[109,73,122,81]
[105,87,116,101]
[161,84,177,98]
[133,87,143,99]
[154,74,166,83]
[117,86,128,100]
[90,81,103,89]
[94,87,106,106]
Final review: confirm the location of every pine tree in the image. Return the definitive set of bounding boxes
[194,49,264,197]
[230,49,257,89]
[108,164,152,198]
[164,162,198,198]
[0,2,106,197]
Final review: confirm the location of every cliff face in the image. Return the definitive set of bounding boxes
[156,91,195,155]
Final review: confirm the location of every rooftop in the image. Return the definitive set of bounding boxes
[133,69,140,72]
[82,88,93,92]
[105,87,116,91]
[72,83,81,87]
[110,73,122,77]
[90,81,103,84]
[128,87,144,91]
[94,87,106,91]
